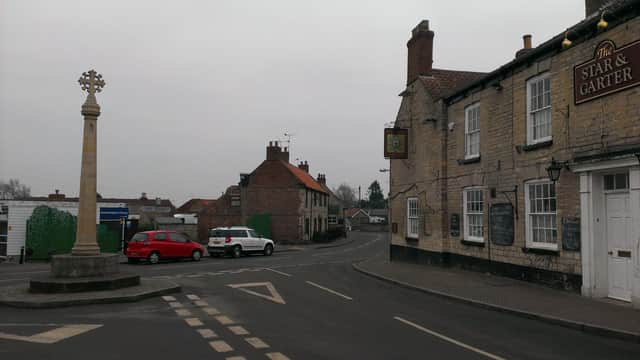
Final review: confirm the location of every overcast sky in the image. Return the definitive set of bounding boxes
[0,0,585,206]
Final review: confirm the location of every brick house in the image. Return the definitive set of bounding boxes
[389,0,640,307]
[195,186,242,242]
[239,142,329,243]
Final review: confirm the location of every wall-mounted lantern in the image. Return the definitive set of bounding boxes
[546,158,569,183]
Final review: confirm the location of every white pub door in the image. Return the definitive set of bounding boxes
[605,191,633,301]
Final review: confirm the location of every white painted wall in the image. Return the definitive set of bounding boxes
[5,200,124,257]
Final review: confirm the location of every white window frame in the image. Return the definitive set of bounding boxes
[463,187,484,243]
[328,215,337,225]
[406,197,419,239]
[526,73,552,145]
[464,103,481,159]
[524,179,558,250]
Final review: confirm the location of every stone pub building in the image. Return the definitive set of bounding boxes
[388,0,640,307]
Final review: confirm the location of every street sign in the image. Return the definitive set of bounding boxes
[99,207,128,221]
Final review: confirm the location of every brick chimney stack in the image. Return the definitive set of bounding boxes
[515,34,533,58]
[407,20,434,85]
[317,174,326,185]
[298,161,309,173]
[266,141,290,162]
[48,189,66,201]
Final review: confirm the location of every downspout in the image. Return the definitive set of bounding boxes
[310,189,313,242]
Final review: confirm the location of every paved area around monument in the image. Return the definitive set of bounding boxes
[1,232,639,359]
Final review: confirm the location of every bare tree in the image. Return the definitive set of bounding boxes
[0,179,31,199]
[333,183,357,207]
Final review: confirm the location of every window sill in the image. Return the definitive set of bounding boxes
[405,236,419,242]
[461,239,485,247]
[521,247,559,256]
[457,156,481,165]
[522,140,553,152]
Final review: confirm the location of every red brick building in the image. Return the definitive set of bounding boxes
[240,142,329,243]
[191,142,330,244]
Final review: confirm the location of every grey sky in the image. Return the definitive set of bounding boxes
[0,0,585,206]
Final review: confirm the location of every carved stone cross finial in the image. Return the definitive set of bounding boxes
[78,69,105,95]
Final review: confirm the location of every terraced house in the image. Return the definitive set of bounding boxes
[387,0,640,307]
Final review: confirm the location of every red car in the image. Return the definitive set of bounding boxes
[125,230,205,264]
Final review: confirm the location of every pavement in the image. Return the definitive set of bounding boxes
[354,255,640,343]
[0,232,639,359]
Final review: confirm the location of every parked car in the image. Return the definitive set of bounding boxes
[208,226,274,258]
[125,230,205,264]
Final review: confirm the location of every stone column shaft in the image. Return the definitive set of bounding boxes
[72,97,101,255]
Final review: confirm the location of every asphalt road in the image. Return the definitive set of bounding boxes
[1,232,639,359]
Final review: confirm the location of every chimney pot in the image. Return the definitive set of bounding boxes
[523,34,532,49]
[266,140,282,160]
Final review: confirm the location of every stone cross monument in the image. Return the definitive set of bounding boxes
[72,70,105,256]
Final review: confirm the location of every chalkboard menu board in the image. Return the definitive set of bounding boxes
[450,213,460,237]
[562,218,581,251]
[490,203,514,246]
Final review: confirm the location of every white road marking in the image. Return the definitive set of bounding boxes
[265,268,292,277]
[168,302,183,308]
[209,340,233,353]
[215,315,235,325]
[227,282,286,305]
[194,300,208,307]
[203,307,220,315]
[197,328,218,339]
[162,296,176,301]
[266,353,291,360]
[226,357,246,360]
[227,325,250,335]
[245,336,270,349]
[305,281,353,300]
[0,324,103,344]
[394,316,507,360]
[184,318,204,327]
[174,309,192,317]
[186,294,200,300]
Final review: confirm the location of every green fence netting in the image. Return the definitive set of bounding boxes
[26,205,119,260]
[247,213,272,239]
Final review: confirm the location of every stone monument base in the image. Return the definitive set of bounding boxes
[50,253,120,278]
[27,253,137,294]
[29,272,140,293]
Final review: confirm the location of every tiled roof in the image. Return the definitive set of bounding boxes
[177,198,216,213]
[345,208,368,218]
[282,162,328,194]
[419,69,487,100]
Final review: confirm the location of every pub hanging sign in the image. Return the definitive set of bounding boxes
[574,39,640,104]
[384,128,409,159]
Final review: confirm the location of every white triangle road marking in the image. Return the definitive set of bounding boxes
[226,282,286,305]
[0,324,103,344]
